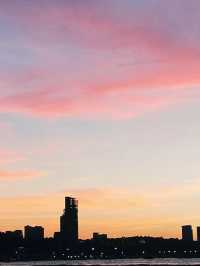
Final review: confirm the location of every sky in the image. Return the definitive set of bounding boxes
[1,0,200,239]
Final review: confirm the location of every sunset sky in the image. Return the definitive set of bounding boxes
[1,0,200,239]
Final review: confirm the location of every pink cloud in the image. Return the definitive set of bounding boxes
[5,1,199,62]
[0,87,187,119]
[0,150,25,164]
[0,1,200,119]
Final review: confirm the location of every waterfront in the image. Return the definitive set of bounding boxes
[4,259,200,266]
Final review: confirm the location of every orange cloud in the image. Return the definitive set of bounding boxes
[0,169,46,181]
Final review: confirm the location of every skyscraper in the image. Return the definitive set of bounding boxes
[60,197,78,243]
[182,225,193,241]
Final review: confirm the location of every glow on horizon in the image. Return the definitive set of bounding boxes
[0,0,200,239]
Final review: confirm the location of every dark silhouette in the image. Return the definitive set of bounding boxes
[24,225,44,241]
[197,226,200,242]
[182,225,193,241]
[93,232,108,241]
[60,197,78,244]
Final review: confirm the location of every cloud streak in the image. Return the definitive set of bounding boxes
[0,150,25,164]
[0,169,46,181]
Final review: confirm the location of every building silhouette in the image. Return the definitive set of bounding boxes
[24,225,44,241]
[182,225,193,241]
[197,226,200,241]
[60,197,78,243]
[93,232,108,241]
[4,230,23,241]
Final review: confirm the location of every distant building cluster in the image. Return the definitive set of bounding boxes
[182,225,200,241]
[0,230,23,241]
[0,226,44,242]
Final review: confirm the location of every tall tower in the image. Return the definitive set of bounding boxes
[182,225,193,241]
[60,197,78,243]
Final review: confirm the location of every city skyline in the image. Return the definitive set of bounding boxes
[1,0,200,239]
[2,196,200,242]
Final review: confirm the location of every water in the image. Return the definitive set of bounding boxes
[2,259,200,266]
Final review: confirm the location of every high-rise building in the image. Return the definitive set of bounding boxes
[197,227,200,241]
[182,225,193,241]
[24,225,44,241]
[60,197,78,243]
